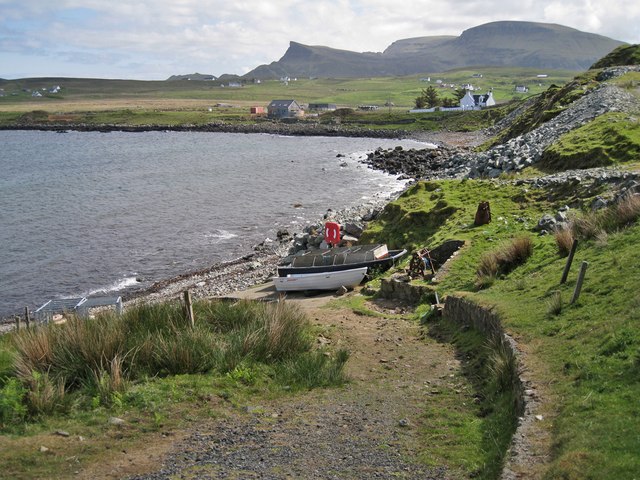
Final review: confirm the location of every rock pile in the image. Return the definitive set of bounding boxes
[362,80,639,181]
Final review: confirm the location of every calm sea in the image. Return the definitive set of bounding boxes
[0,130,429,317]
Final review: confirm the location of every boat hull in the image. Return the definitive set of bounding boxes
[277,247,407,277]
[273,267,367,292]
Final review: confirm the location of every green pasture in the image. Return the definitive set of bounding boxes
[0,67,576,111]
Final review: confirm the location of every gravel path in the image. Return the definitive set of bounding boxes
[117,295,462,480]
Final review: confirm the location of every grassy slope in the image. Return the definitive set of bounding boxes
[540,111,640,170]
[362,179,640,478]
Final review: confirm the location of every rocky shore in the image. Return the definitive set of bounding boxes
[123,194,400,310]
[0,120,410,140]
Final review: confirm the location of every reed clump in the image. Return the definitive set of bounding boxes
[572,194,640,240]
[476,235,534,288]
[6,298,348,417]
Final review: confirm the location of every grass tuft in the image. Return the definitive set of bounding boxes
[476,235,534,288]
[572,194,640,240]
[554,226,575,257]
[546,291,563,317]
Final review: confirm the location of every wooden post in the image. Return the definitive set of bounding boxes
[16,315,21,331]
[25,307,31,329]
[571,261,589,304]
[183,290,194,328]
[561,239,579,284]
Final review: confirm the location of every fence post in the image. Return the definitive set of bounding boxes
[571,261,589,304]
[561,239,579,284]
[183,290,194,328]
[25,307,31,328]
[16,315,21,331]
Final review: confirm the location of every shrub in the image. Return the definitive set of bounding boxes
[0,378,28,428]
[571,194,640,241]
[610,193,640,228]
[12,327,55,379]
[214,300,311,369]
[89,354,128,407]
[152,328,219,375]
[477,251,500,279]
[486,337,518,393]
[23,371,67,416]
[572,212,603,239]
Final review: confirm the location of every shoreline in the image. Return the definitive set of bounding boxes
[120,188,405,310]
[0,122,411,140]
[0,143,417,326]
[0,122,488,147]
[0,127,484,326]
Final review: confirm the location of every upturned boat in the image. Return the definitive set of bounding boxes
[273,266,368,292]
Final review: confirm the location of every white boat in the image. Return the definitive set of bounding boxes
[273,266,367,292]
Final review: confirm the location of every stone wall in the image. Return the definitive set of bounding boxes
[444,295,544,480]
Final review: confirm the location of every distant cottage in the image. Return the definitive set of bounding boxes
[460,91,496,110]
[267,99,304,119]
[515,85,529,93]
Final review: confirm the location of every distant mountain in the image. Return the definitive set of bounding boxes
[166,73,217,81]
[244,21,625,79]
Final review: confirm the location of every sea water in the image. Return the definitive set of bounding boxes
[0,130,429,316]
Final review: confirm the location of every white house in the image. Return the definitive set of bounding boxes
[460,91,496,110]
[515,85,529,93]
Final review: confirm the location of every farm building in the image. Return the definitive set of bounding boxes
[308,103,337,111]
[267,100,304,119]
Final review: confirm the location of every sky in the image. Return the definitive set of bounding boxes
[1,0,639,80]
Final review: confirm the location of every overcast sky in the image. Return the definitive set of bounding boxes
[1,0,639,80]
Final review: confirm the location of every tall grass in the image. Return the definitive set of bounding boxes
[476,235,534,288]
[6,298,347,418]
[572,193,640,240]
[554,227,575,257]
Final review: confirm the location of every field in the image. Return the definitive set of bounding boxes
[0,68,575,115]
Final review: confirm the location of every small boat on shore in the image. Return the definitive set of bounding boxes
[273,267,368,292]
[277,244,407,277]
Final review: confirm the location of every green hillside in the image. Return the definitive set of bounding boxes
[360,178,640,478]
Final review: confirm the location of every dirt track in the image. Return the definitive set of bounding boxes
[79,287,464,479]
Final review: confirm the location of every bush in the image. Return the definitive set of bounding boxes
[486,338,518,393]
[152,328,219,375]
[7,298,349,421]
[23,371,67,416]
[89,354,128,407]
[0,378,28,428]
[547,291,563,317]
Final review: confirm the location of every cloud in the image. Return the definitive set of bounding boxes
[0,0,638,79]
